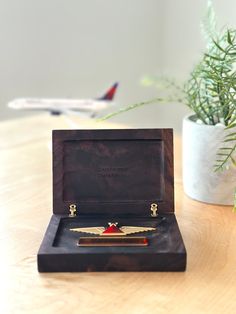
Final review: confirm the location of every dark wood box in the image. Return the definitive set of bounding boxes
[38,129,186,272]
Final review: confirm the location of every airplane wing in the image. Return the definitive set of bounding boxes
[53,108,91,118]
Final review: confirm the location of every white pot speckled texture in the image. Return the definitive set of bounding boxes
[183,114,236,205]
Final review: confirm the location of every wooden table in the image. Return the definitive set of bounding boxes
[0,114,236,314]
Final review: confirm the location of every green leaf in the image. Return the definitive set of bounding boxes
[213,39,226,52]
[225,132,236,138]
[230,155,236,166]
[226,123,236,129]
[201,0,217,45]
[227,30,233,45]
[213,164,225,171]
[233,190,236,213]
[224,138,236,143]
[205,53,225,61]
[215,140,236,171]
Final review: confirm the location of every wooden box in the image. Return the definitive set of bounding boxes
[37,129,186,272]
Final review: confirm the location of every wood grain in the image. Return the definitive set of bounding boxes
[0,114,236,314]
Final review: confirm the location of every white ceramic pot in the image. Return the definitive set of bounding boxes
[183,114,236,205]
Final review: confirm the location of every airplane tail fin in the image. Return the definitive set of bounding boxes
[98,82,119,101]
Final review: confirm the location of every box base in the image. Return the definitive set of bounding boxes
[38,215,186,272]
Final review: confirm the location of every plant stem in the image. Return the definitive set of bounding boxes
[97,97,179,121]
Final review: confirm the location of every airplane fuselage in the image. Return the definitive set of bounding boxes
[8,98,109,113]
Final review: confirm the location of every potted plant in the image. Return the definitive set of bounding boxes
[182,28,236,206]
[100,2,236,210]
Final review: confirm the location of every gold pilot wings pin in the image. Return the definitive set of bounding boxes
[70,222,156,236]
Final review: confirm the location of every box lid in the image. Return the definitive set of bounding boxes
[53,129,174,216]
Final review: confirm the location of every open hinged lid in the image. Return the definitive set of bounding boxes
[53,129,174,216]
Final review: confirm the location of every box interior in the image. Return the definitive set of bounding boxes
[50,215,184,254]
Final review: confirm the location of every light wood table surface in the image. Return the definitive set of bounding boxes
[0,114,236,314]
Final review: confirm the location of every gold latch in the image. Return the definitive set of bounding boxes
[69,204,77,217]
[150,203,158,217]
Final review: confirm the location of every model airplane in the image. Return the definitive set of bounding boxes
[8,82,119,117]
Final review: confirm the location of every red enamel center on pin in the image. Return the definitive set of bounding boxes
[102,225,124,234]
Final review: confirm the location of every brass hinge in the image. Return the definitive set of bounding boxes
[69,204,77,217]
[150,203,158,217]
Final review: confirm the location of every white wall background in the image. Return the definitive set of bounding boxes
[0,0,236,132]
